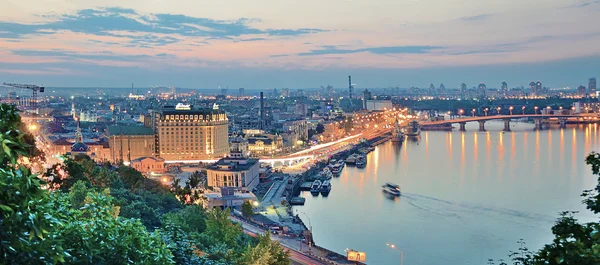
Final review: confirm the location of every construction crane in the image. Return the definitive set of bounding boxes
[2,82,44,111]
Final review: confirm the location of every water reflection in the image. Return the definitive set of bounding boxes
[297,123,599,265]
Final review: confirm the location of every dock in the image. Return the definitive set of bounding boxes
[300,182,313,191]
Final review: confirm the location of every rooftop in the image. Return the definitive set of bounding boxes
[208,157,259,172]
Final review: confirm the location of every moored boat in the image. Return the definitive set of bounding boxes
[310,180,322,194]
[320,180,332,195]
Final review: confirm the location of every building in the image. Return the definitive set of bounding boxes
[281,119,309,143]
[501,81,508,96]
[590,78,597,97]
[154,104,229,161]
[295,103,309,116]
[238,87,245,97]
[205,152,260,191]
[131,156,165,174]
[477,83,487,98]
[246,134,283,156]
[365,100,392,111]
[362,89,372,109]
[202,187,257,209]
[578,85,587,97]
[107,125,155,164]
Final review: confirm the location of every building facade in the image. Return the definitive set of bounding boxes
[131,156,165,174]
[154,105,229,161]
[205,152,260,191]
[107,125,155,164]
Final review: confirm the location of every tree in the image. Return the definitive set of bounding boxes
[69,180,88,209]
[240,232,290,265]
[242,200,254,219]
[163,205,207,234]
[0,104,67,263]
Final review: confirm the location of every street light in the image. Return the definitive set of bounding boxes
[534,106,539,114]
[386,243,404,265]
[297,211,313,253]
[484,108,489,116]
[522,106,526,115]
[458,109,464,118]
[472,108,476,117]
[496,107,501,115]
[509,106,514,115]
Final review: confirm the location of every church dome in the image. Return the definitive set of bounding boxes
[71,142,89,152]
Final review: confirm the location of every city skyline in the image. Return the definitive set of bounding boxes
[1,0,600,88]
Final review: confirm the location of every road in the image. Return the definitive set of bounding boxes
[231,216,328,265]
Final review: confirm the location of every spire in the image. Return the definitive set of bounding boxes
[75,119,83,143]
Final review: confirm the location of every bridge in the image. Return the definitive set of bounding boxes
[420,114,598,131]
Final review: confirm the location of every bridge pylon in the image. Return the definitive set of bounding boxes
[478,120,486,132]
[459,122,466,131]
[503,119,511,132]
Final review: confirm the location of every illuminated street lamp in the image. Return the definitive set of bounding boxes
[484,108,489,116]
[522,106,526,115]
[386,243,404,265]
[472,108,476,117]
[534,106,539,114]
[496,107,501,115]
[458,109,464,118]
[509,106,514,115]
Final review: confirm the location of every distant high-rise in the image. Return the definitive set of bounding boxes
[429,83,435,95]
[260,92,265,128]
[589,77,597,96]
[577,85,587,97]
[238,88,245,97]
[501,81,508,95]
[536,81,542,94]
[460,83,467,99]
[477,83,487,98]
[439,83,446,94]
[220,87,227,96]
[363,89,372,109]
[529,81,536,94]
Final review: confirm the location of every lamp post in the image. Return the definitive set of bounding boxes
[496,107,501,115]
[297,211,313,253]
[509,106,514,115]
[458,109,464,118]
[472,108,476,117]
[484,108,489,116]
[386,243,404,265]
[534,106,539,115]
[522,106,526,115]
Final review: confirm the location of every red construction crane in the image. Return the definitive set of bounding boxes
[2,82,44,110]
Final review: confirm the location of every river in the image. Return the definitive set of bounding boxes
[294,121,600,265]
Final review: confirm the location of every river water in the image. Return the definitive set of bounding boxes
[295,121,600,265]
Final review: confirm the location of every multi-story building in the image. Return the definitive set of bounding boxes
[246,134,283,157]
[205,152,260,191]
[107,125,155,164]
[590,78,597,97]
[578,85,587,97]
[154,105,229,161]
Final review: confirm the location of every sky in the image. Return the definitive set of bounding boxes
[1,0,600,89]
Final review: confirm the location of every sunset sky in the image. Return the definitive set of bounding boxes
[1,0,599,89]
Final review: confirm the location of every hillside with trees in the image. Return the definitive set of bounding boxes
[0,104,289,265]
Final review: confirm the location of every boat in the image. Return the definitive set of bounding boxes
[331,163,342,176]
[345,154,358,165]
[310,180,322,194]
[406,120,420,137]
[382,182,401,196]
[320,180,332,195]
[320,169,333,180]
[391,118,405,143]
[356,155,366,168]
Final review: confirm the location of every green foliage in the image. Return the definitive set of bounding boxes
[163,205,207,234]
[241,200,254,219]
[0,104,66,263]
[117,165,145,189]
[240,232,290,265]
[68,180,88,209]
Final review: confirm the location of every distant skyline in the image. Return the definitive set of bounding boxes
[1,0,599,88]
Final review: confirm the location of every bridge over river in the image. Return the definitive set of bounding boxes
[420,114,599,131]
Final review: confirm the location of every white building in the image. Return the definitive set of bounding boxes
[365,100,393,111]
[205,152,260,191]
[203,187,257,209]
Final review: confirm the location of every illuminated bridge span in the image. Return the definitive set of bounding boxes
[420,114,598,131]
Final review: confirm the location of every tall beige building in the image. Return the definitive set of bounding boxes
[107,125,155,163]
[154,105,229,161]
